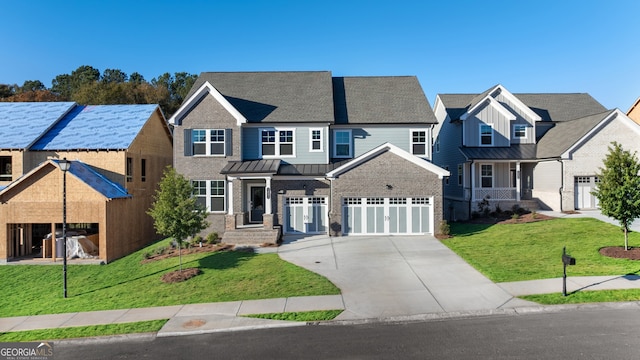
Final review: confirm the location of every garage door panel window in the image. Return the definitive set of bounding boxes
[342,197,432,235]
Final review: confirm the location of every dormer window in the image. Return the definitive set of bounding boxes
[480,124,493,146]
[514,124,527,138]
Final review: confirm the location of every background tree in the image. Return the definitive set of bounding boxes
[0,84,17,98]
[592,142,640,250]
[19,80,46,93]
[147,166,208,271]
[101,68,128,84]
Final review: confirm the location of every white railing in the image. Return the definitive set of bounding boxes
[473,187,517,201]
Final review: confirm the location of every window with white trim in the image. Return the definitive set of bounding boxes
[514,124,527,138]
[480,124,493,146]
[192,180,226,212]
[435,137,440,153]
[481,164,493,188]
[411,130,427,156]
[193,129,226,156]
[261,128,294,157]
[334,130,352,158]
[310,128,323,152]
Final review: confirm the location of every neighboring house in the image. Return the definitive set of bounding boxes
[169,71,449,243]
[0,102,173,263]
[433,84,640,220]
[627,97,640,124]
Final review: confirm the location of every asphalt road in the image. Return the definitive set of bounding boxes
[57,307,640,359]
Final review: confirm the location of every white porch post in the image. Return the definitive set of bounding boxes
[470,163,476,201]
[516,162,521,201]
[265,176,272,214]
[227,177,234,214]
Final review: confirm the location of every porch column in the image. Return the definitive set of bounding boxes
[470,163,476,201]
[227,177,234,214]
[516,162,521,201]
[264,176,272,214]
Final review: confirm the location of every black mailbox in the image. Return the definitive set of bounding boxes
[562,254,576,266]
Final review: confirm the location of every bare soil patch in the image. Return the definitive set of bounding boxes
[142,243,234,264]
[600,246,640,260]
[161,267,202,283]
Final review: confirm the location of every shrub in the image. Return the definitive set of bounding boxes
[193,235,203,245]
[154,246,167,256]
[531,210,538,219]
[206,232,220,244]
[439,220,450,236]
[511,213,520,220]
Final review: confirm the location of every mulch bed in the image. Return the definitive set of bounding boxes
[161,268,202,283]
[466,212,556,225]
[600,246,640,260]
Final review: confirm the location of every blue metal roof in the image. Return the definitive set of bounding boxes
[0,102,76,149]
[32,104,159,150]
[52,159,130,199]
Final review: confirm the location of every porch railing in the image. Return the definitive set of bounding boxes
[473,187,517,201]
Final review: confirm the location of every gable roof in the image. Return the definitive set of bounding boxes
[333,76,437,124]
[326,142,449,179]
[0,159,130,200]
[178,71,335,124]
[31,104,161,150]
[0,102,76,149]
[438,91,606,123]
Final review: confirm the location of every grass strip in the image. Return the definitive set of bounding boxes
[521,289,640,305]
[0,320,168,342]
[244,310,343,322]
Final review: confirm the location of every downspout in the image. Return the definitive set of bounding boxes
[557,159,564,212]
[325,176,334,237]
[469,160,474,218]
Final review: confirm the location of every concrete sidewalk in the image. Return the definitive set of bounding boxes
[4,209,640,338]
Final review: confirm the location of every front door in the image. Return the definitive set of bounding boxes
[249,186,265,223]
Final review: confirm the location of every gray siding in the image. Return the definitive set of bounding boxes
[463,105,511,147]
[242,126,329,164]
[333,125,432,159]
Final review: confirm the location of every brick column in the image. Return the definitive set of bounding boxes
[225,215,236,231]
[262,213,274,229]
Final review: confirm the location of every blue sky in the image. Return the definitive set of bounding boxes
[1,0,638,110]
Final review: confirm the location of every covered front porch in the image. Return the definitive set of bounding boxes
[469,161,536,203]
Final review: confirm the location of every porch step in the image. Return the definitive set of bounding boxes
[222,227,281,246]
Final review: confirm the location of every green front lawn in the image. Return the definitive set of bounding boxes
[0,320,168,342]
[0,238,340,317]
[444,217,640,283]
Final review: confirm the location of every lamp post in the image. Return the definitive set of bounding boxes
[59,158,71,298]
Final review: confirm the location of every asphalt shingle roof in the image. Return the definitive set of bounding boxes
[333,76,437,124]
[188,72,335,124]
[0,102,75,149]
[536,110,612,159]
[438,93,607,122]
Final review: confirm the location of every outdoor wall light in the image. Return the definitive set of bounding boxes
[386,184,393,190]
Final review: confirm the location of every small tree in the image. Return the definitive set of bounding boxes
[147,166,208,271]
[592,142,640,250]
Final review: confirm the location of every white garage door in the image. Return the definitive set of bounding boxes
[574,176,600,209]
[342,197,433,235]
[284,196,328,234]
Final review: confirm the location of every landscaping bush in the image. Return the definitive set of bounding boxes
[206,232,220,244]
[439,220,450,236]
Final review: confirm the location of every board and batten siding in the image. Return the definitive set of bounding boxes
[463,105,511,147]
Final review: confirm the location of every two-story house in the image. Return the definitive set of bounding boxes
[0,102,172,263]
[433,84,640,220]
[170,71,449,243]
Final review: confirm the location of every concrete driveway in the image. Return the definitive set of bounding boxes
[277,235,534,320]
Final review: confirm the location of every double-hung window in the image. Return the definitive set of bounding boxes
[411,130,427,156]
[192,180,226,212]
[310,128,323,152]
[514,124,527,139]
[480,124,493,146]
[192,129,226,156]
[261,128,294,157]
[334,130,352,158]
[481,164,493,188]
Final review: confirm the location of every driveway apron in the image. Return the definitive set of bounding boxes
[278,235,532,320]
